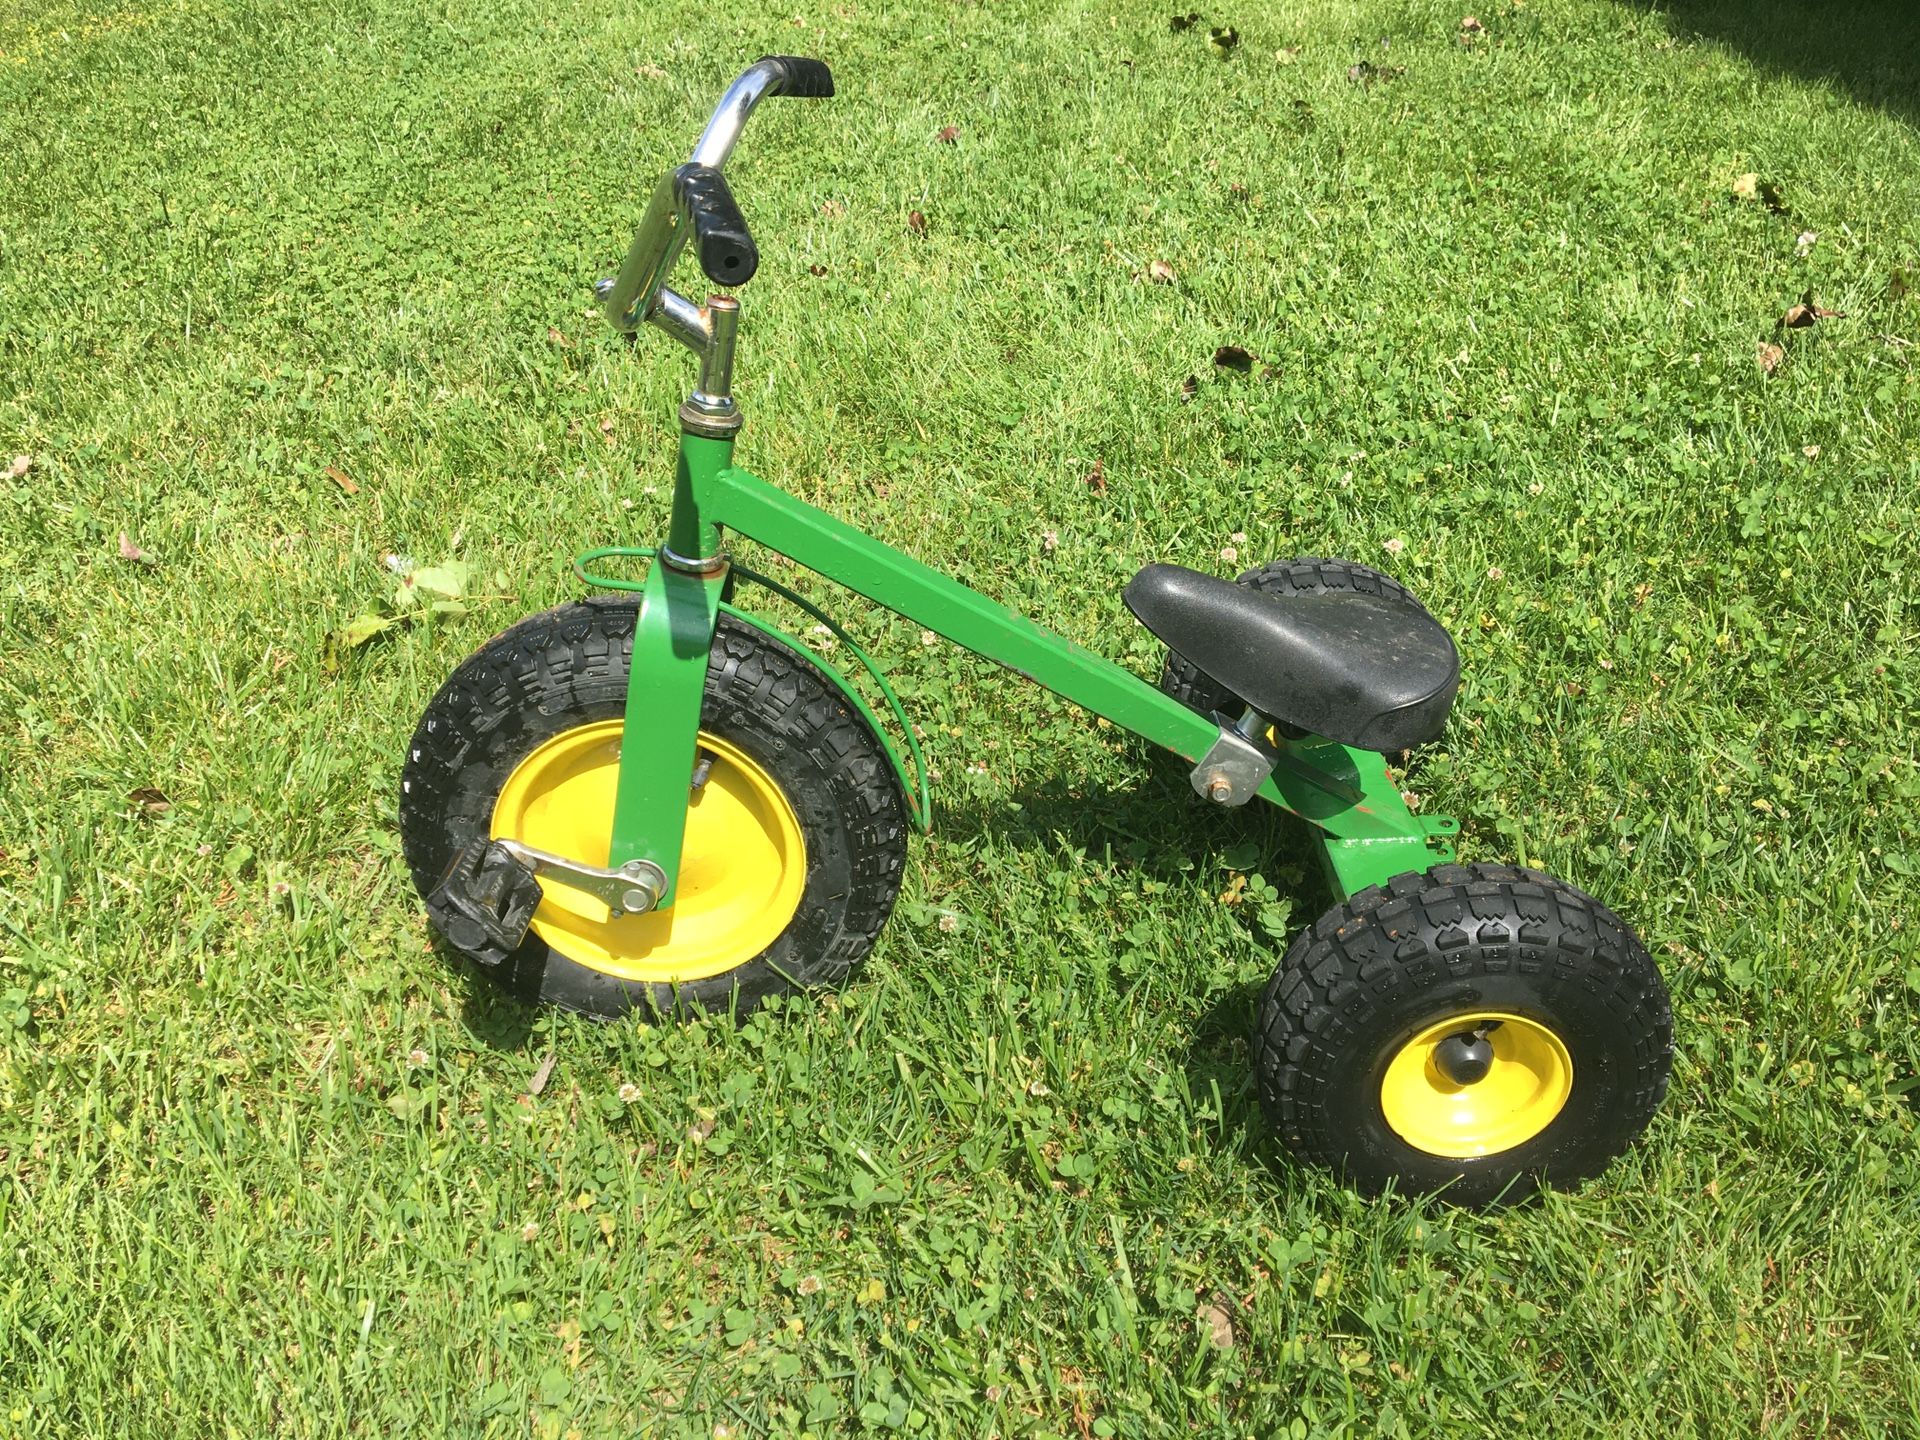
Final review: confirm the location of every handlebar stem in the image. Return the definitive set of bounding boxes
[597,58,814,435]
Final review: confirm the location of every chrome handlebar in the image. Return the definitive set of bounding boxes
[596,57,829,352]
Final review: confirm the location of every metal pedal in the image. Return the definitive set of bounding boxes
[426,837,545,968]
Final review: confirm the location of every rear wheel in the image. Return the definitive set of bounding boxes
[399,598,907,1019]
[1252,863,1672,1205]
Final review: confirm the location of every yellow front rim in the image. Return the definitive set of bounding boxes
[1379,1012,1573,1158]
[490,722,806,984]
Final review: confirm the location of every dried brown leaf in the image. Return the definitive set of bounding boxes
[808,263,828,277]
[546,326,572,348]
[1888,267,1911,301]
[526,1049,558,1097]
[1148,258,1176,284]
[1179,374,1200,401]
[127,787,172,815]
[1756,341,1785,375]
[1200,1298,1237,1349]
[934,124,960,144]
[1460,15,1485,34]
[1780,290,1842,329]
[6,454,29,478]
[1084,457,1108,495]
[820,198,846,218]
[1212,344,1256,372]
[1169,12,1201,32]
[907,210,929,237]
[1732,173,1786,212]
[325,465,359,496]
[117,531,151,562]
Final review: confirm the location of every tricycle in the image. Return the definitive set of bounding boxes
[398,57,1672,1206]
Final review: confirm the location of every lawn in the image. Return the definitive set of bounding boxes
[3,0,1918,1434]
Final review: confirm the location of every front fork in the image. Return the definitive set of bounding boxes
[603,429,734,904]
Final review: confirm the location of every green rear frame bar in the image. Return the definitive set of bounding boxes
[610,432,1455,907]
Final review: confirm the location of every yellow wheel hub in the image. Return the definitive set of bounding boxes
[1379,1012,1573,1158]
[490,722,806,984]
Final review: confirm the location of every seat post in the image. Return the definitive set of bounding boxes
[1192,707,1280,806]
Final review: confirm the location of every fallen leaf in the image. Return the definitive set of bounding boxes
[1383,536,1407,554]
[1208,25,1239,55]
[1199,1298,1237,1349]
[6,455,29,478]
[336,612,397,647]
[1084,457,1108,495]
[599,416,616,445]
[1757,341,1784,374]
[1148,258,1176,284]
[325,465,359,496]
[1179,374,1200,401]
[546,326,572,348]
[1460,15,1485,34]
[117,532,151,562]
[1889,267,1912,300]
[1780,290,1842,328]
[820,198,846,218]
[1169,12,1202,31]
[127,787,172,815]
[1347,60,1403,84]
[408,561,470,601]
[907,210,928,237]
[934,124,960,144]
[808,263,827,276]
[1731,173,1786,213]
[1802,444,1821,458]
[687,1113,716,1143]
[527,1049,558,1097]
[1219,874,1248,905]
[1275,45,1302,63]
[1212,344,1256,372]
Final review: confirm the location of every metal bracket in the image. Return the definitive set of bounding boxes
[492,839,666,919]
[1191,710,1279,806]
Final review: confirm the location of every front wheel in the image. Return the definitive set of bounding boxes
[1252,863,1672,1205]
[399,598,908,1019]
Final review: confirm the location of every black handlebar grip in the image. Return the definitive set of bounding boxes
[757,54,835,98]
[675,163,759,286]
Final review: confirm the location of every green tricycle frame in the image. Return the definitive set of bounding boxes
[597,425,1457,911]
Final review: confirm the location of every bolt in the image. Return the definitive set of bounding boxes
[1206,776,1234,803]
[621,887,653,914]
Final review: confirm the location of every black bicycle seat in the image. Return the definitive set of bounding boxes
[1124,563,1459,751]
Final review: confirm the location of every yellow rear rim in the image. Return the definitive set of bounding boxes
[1379,1012,1573,1158]
[490,722,806,984]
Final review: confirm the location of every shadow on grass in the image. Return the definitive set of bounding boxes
[1627,0,1920,128]
[933,756,1340,1180]
[438,935,544,1053]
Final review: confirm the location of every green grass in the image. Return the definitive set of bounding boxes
[3,0,1919,1433]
